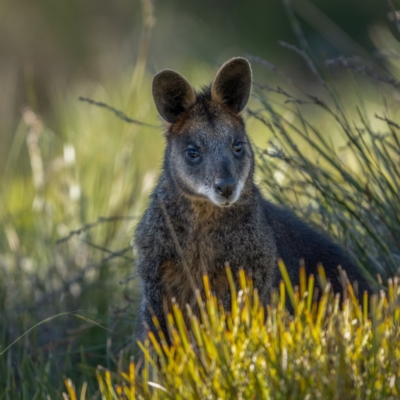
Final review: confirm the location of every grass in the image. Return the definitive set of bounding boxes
[67,264,400,399]
[250,51,400,284]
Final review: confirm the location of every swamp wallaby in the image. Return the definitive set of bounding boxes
[134,57,369,342]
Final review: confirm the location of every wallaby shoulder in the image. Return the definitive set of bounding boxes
[261,199,368,294]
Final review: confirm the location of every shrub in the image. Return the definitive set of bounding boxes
[66,264,400,399]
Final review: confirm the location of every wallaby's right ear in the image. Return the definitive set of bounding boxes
[152,70,196,123]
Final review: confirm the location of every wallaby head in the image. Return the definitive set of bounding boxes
[152,57,254,207]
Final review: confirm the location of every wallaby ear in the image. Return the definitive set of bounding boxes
[152,70,196,123]
[211,57,252,114]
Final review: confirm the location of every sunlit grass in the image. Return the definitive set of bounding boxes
[64,264,400,399]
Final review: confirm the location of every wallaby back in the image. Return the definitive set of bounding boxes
[134,57,368,343]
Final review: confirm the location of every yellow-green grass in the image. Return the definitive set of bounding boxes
[66,264,400,399]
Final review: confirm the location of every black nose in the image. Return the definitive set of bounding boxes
[215,178,236,199]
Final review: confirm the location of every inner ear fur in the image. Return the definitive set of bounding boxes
[211,57,252,114]
[152,70,196,123]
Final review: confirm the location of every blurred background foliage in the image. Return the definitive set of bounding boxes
[0,0,391,174]
[1,0,400,397]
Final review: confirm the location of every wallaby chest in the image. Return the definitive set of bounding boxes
[158,202,276,312]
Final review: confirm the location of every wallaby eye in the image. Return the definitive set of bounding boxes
[186,148,200,159]
[233,142,243,153]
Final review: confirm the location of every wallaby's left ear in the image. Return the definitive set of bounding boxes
[211,57,252,114]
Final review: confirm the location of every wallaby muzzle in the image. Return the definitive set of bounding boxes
[214,177,236,200]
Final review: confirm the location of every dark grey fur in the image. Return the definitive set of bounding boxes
[134,57,369,343]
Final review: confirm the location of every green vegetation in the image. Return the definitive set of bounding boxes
[67,264,400,399]
[252,55,400,284]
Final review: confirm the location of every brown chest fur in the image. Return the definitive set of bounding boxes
[159,215,230,318]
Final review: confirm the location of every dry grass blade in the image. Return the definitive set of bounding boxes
[78,97,159,128]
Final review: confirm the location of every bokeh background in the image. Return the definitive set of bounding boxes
[0,0,390,172]
[1,0,399,395]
